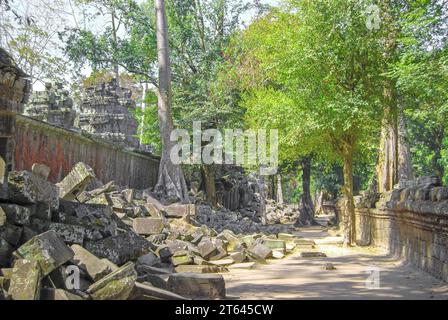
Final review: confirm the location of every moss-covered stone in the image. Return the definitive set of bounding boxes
[14,230,74,276]
[8,259,41,300]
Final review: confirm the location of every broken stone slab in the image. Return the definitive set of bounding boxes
[0,224,22,246]
[137,273,168,290]
[217,230,241,252]
[84,231,153,265]
[144,203,163,218]
[272,251,285,259]
[300,252,327,258]
[262,239,286,253]
[171,250,193,266]
[228,262,257,270]
[208,258,234,266]
[247,243,272,260]
[57,162,96,201]
[31,163,50,180]
[135,265,172,275]
[8,259,41,300]
[277,233,296,242]
[40,288,83,300]
[77,181,116,203]
[0,237,13,267]
[146,195,165,212]
[229,251,246,263]
[132,217,164,236]
[174,265,226,274]
[0,206,5,227]
[137,252,159,267]
[209,238,227,261]
[198,238,218,259]
[129,282,188,300]
[122,189,135,203]
[87,261,137,300]
[163,204,196,219]
[0,204,32,225]
[7,171,59,210]
[167,273,226,299]
[0,156,5,185]
[70,244,114,282]
[14,230,74,276]
[48,222,85,244]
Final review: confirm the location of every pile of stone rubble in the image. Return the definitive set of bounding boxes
[0,161,312,300]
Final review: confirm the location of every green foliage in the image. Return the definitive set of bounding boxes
[230,0,384,168]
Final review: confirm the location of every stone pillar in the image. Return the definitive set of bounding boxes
[0,48,31,199]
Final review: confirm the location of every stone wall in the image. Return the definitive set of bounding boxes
[13,115,159,189]
[0,47,31,199]
[24,82,75,129]
[345,181,448,282]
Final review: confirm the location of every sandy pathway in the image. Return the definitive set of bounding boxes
[223,228,448,300]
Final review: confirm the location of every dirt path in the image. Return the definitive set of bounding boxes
[224,228,448,300]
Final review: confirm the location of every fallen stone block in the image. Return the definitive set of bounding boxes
[8,259,41,300]
[198,238,218,259]
[0,224,22,246]
[174,265,226,274]
[0,206,6,227]
[0,204,32,225]
[146,195,165,211]
[163,204,196,219]
[248,243,272,260]
[40,288,83,300]
[7,171,59,209]
[0,156,5,185]
[228,262,257,270]
[229,251,246,263]
[57,162,96,201]
[0,237,13,266]
[144,203,163,218]
[272,251,284,259]
[48,222,85,244]
[136,252,159,268]
[122,189,135,203]
[71,244,114,282]
[129,282,188,300]
[167,273,226,299]
[77,181,116,203]
[218,230,241,252]
[84,231,153,265]
[262,239,286,253]
[209,238,227,261]
[209,258,234,266]
[133,217,164,236]
[14,230,74,276]
[137,273,168,290]
[87,261,137,300]
[172,250,193,266]
[31,163,50,180]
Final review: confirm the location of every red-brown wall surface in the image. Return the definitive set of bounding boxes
[14,115,159,189]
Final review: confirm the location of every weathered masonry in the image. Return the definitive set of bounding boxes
[14,115,159,189]
[339,178,448,282]
[0,48,31,199]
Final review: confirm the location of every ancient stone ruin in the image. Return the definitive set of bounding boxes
[24,82,76,129]
[77,79,139,148]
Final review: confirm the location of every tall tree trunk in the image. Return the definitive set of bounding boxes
[296,156,315,226]
[203,164,217,207]
[341,143,356,246]
[139,82,148,146]
[376,0,410,192]
[111,10,120,88]
[154,0,188,202]
[276,174,284,204]
[398,110,413,183]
